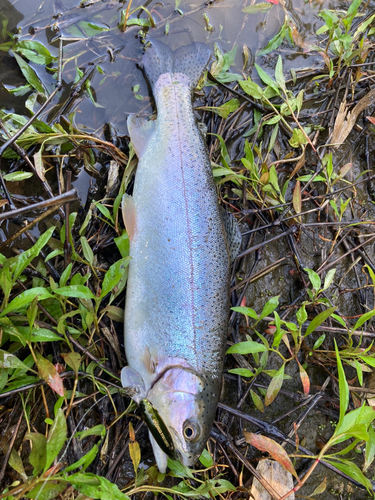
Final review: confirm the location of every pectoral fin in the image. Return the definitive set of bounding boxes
[127,115,156,159]
[120,366,146,403]
[220,207,242,262]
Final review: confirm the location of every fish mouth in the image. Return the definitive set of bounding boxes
[139,399,176,459]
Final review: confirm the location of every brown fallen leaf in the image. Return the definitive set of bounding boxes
[250,459,295,500]
[332,88,375,147]
[289,151,305,179]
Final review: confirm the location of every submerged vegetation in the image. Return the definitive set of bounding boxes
[0,0,375,498]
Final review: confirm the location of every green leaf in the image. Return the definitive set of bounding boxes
[334,339,348,430]
[231,306,258,320]
[8,449,27,480]
[199,448,213,468]
[250,389,264,412]
[25,432,47,476]
[62,352,81,374]
[265,363,284,406]
[3,171,33,181]
[126,17,152,28]
[305,306,337,336]
[264,115,281,125]
[13,52,45,94]
[289,128,307,148]
[208,479,236,494]
[324,459,372,494]
[227,341,267,355]
[242,2,273,14]
[80,236,94,266]
[0,288,53,317]
[114,231,129,258]
[239,79,263,99]
[26,480,68,500]
[29,328,62,342]
[274,55,286,92]
[346,0,362,19]
[260,296,279,320]
[258,23,287,57]
[353,309,375,331]
[364,423,375,472]
[228,368,254,377]
[1,375,39,393]
[59,263,72,288]
[103,305,124,322]
[14,40,55,65]
[313,334,326,350]
[64,445,99,473]
[44,409,67,472]
[209,133,231,169]
[66,473,130,500]
[13,226,55,281]
[333,405,375,443]
[101,257,129,298]
[75,425,106,440]
[331,313,347,328]
[167,458,195,478]
[255,63,280,94]
[296,304,307,326]
[96,202,114,224]
[54,285,95,300]
[204,99,240,119]
[323,268,336,290]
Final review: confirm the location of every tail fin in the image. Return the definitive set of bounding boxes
[142,40,211,90]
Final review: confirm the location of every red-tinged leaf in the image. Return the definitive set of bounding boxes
[265,325,276,335]
[129,422,136,442]
[36,353,64,397]
[244,431,298,480]
[266,0,278,3]
[265,363,284,406]
[367,116,375,125]
[293,180,301,218]
[339,162,352,178]
[297,361,310,395]
[55,363,65,374]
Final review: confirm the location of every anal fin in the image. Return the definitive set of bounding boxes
[219,207,242,262]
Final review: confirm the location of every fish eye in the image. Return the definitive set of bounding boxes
[183,421,200,442]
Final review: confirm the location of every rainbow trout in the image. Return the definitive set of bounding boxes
[121,40,241,472]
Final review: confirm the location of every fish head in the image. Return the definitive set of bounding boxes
[147,367,219,470]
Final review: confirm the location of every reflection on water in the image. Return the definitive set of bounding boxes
[0,0,334,135]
